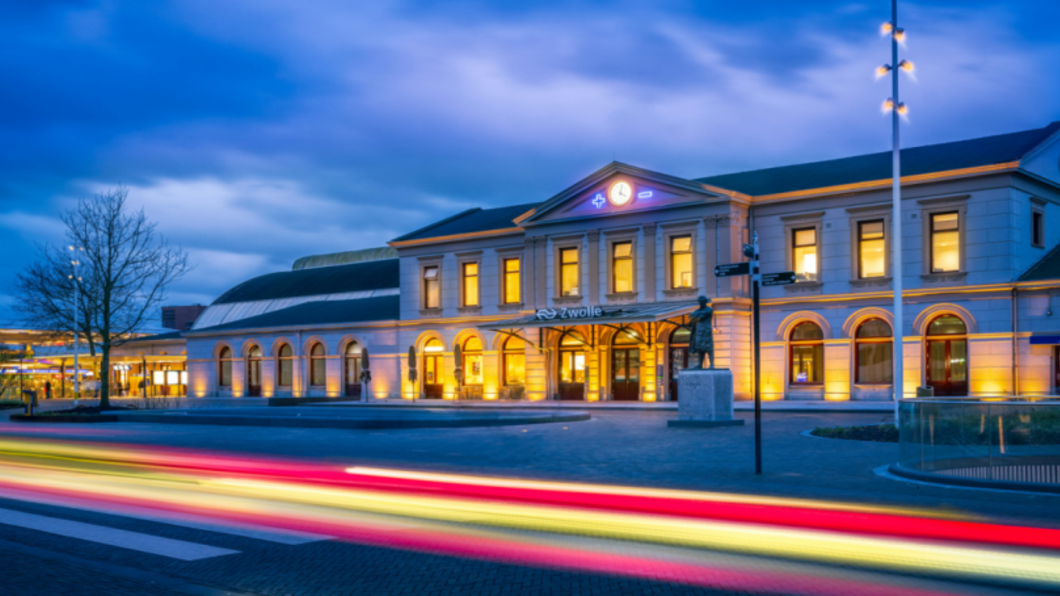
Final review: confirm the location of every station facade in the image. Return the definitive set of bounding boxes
[180,121,1060,403]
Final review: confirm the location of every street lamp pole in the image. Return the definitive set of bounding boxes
[879,0,912,422]
[69,246,83,407]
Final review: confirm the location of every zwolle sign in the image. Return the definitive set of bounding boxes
[535,306,605,321]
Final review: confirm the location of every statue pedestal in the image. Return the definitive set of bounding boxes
[667,368,744,428]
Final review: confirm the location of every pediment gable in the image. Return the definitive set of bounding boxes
[517,162,743,226]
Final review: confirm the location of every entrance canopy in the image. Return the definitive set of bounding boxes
[478,301,700,331]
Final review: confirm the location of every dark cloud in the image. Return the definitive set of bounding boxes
[1,0,1058,323]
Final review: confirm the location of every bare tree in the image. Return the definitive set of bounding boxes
[14,188,190,408]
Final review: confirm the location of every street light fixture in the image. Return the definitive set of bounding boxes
[877,0,914,420]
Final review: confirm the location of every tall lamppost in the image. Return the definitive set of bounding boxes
[69,246,84,406]
[878,0,914,419]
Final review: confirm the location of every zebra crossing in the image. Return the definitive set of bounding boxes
[0,487,332,561]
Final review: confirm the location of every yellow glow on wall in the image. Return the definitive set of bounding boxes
[587,393,599,402]
[643,393,656,402]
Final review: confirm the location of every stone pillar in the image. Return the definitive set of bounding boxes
[536,238,548,307]
[703,217,718,297]
[668,369,744,427]
[642,223,657,301]
[523,238,537,310]
[587,230,600,306]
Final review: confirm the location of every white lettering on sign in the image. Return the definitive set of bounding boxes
[535,306,605,321]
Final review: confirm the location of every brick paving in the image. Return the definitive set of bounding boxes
[0,410,1057,595]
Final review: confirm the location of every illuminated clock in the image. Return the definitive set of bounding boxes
[608,181,633,206]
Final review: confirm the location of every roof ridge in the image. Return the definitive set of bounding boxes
[390,207,482,243]
[695,121,1059,182]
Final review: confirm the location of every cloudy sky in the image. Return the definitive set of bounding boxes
[1,0,1058,323]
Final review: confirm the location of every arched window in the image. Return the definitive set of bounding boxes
[218,346,232,387]
[558,330,587,400]
[423,338,445,399]
[855,319,892,384]
[462,336,483,386]
[926,314,968,396]
[789,322,824,385]
[277,343,294,387]
[502,336,526,386]
[246,345,263,397]
[309,343,326,387]
[611,328,641,401]
[344,342,362,397]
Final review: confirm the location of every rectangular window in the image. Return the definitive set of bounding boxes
[612,242,633,293]
[560,248,579,296]
[462,262,479,307]
[671,235,693,288]
[858,220,886,279]
[1032,210,1045,247]
[503,258,521,304]
[930,212,960,273]
[423,266,440,309]
[792,228,818,282]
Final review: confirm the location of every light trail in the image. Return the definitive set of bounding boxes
[0,437,1057,595]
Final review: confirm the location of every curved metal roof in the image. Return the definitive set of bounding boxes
[212,259,399,305]
[194,295,400,332]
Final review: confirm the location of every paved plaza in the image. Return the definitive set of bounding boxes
[1,409,1058,595]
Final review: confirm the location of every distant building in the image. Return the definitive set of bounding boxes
[162,305,207,331]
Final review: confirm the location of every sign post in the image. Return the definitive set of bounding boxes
[746,237,763,476]
[716,233,796,475]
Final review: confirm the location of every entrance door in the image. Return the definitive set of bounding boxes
[612,348,640,401]
[345,343,362,398]
[559,349,585,400]
[246,346,262,397]
[668,327,691,401]
[925,315,968,397]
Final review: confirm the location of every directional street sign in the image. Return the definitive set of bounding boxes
[714,262,750,277]
[761,271,797,287]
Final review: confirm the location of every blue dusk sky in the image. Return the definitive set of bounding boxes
[1,1,1058,323]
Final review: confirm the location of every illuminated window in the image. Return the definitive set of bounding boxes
[858,220,886,279]
[277,343,293,387]
[460,336,484,386]
[462,262,479,307]
[855,319,892,384]
[218,346,232,387]
[423,266,440,309]
[612,241,633,293]
[789,322,823,384]
[1032,209,1045,248]
[503,258,521,304]
[670,235,693,288]
[560,248,579,296]
[930,212,960,273]
[559,331,587,384]
[310,343,326,387]
[503,336,526,386]
[792,228,818,282]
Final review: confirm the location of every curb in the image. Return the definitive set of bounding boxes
[10,414,119,423]
[113,411,590,430]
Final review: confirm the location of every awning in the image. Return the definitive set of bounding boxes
[1030,334,1060,345]
[478,301,699,330]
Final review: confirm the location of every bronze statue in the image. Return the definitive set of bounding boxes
[688,295,715,369]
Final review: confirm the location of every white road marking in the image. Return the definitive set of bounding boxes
[0,507,240,561]
[0,486,330,545]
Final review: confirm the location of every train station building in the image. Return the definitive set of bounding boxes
[127,121,1060,402]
